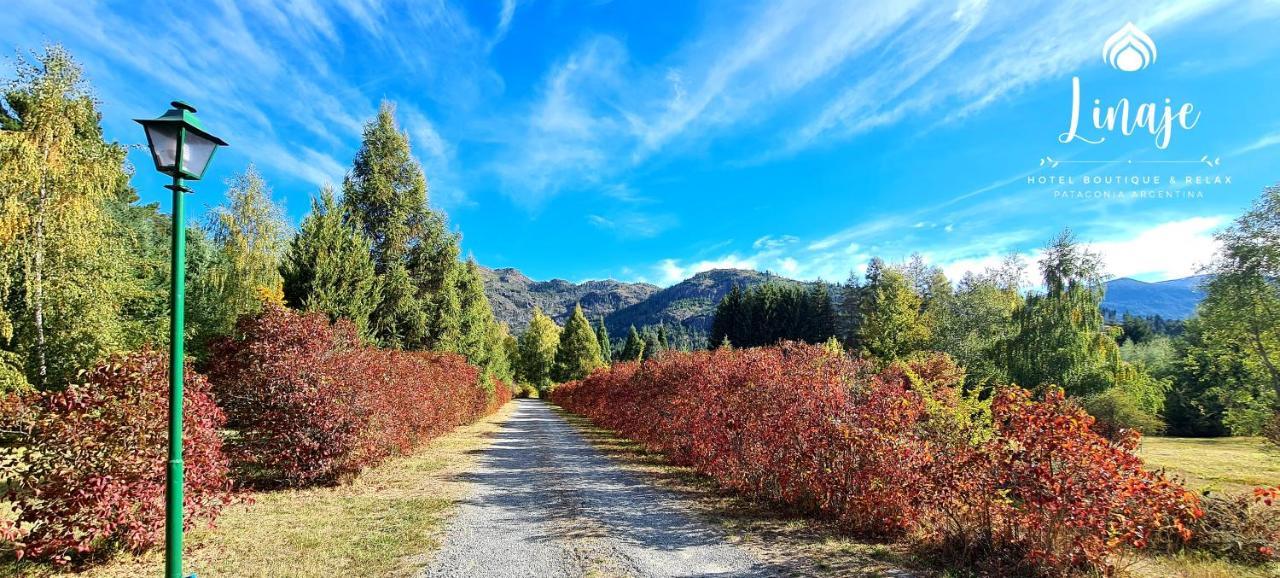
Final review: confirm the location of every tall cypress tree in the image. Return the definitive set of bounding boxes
[595,316,611,363]
[280,185,380,339]
[621,325,645,361]
[553,304,604,382]
[450,258,500,374]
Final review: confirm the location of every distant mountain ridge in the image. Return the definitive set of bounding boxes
[478,266,659,331]
[1100,274,1210,320]
[481,266,1210,336]
[481,267,800,334]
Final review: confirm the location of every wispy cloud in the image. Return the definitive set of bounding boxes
[490,0,1256,203]
[1232,129,1280,156]
[4,0,491,211]
[586,210,677,239]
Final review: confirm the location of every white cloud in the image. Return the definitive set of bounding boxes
[586,211,677,239]
[1088,216,1224,280]
[645,215,1224,287]
[655,255,759,286]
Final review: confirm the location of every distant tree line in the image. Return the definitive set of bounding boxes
[707,198,1280,440]
[709,283,835,348]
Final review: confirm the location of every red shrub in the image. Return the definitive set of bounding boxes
[0,350,232,564]
[206,305,504,486]
[552,344,1200,576]
[926,388,1201,575]
[553,343,934,535]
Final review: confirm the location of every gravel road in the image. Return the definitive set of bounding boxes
[422,398,779,578]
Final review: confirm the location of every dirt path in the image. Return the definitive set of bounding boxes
[422,399,778,578]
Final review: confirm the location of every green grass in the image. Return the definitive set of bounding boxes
[1138,436,1280,493]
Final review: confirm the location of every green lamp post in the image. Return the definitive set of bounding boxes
[135,101,227,578]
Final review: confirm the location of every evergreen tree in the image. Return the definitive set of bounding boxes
[621,325,645,361]
[857,261,929,360]
[641,328,663,360]
[280,185,379,338]
[449,258,502,376]
[709,285,744,347]
[837,273,864,348]
[709,282,837,349]
[193,165,288,345]
[656,323,670,351]
[553,304,604,382]
[516,307,560,392]
[0,45,136,388]
[595,316,611,363]
[342,101,458,349]
[807,283,837,343]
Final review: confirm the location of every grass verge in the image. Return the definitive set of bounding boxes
[1138,436,1280,493]
[0,402,515,578]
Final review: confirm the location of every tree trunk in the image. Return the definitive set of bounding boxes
[32,181,48,389]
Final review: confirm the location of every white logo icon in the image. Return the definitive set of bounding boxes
[1104,22,1157,72]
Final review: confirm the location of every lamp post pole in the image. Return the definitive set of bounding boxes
[137,100,225,578]
[165,162,187,578]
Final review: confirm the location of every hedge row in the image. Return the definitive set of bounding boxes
[550,343,1202,576]
[207,305,511,486]
[0,305,509,563]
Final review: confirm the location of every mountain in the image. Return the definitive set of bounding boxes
[602,269,807,335]
[481,267,806,335]
[484,266,1210,342]
[1101,275,1210,320]
[479,267,659,332]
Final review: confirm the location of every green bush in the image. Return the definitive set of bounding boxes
[1082,387,1166,440]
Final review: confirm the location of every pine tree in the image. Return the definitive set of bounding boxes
[517,307,560,392]
[595,316,611,363]
[857,262,929,360]
[280,185,379,338]
[621,325,645,361]
[553,304,604,382]
[807,283,837,343]
[709,285,744,347]
[342,101,458,349]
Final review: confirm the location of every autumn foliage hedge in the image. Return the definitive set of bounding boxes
[207,305,509,486]
[0,350,232,564]
[551,343,1201,576]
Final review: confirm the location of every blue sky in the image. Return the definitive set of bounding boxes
[6,1,1280,286]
